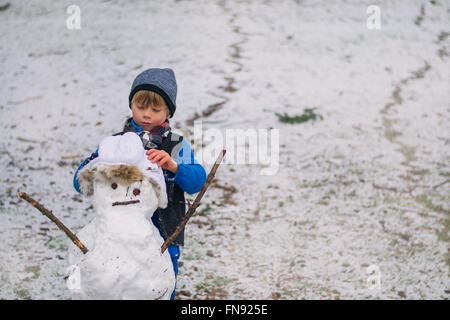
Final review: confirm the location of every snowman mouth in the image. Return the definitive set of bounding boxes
[112,200,140,206]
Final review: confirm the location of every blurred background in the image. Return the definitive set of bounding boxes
[0,0,448,299]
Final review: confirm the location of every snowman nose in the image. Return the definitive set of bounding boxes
[133,188,141,196]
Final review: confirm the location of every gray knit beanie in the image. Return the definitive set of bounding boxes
[129,68,177,117]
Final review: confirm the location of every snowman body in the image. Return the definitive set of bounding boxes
[67,132,176,300]
[68,177,175,300]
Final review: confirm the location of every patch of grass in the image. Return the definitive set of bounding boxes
[296,231,317,239]
[275,108,323,124]
[24,265,41,280]
[295,220,313,226]
[383,197,403,205]
[183,252,203,261]
[212,275,232,287]
[436,218,450,242]
[439,171,450,177]
[415,193,450,215]
[437,31,449,42]
[382,117,402,141]
[398,143,418,163]
[13,286,31,300]
[437,47,448,59]
[414,5,425,26]
[197,203,212,217]
[408,168,430,176]
[436,231,449,242]
[0,3,10,11]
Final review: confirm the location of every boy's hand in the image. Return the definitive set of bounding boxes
[146,149,178,174]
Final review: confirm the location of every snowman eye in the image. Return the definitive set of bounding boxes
[133,188,140,196]
[111,183,118,190]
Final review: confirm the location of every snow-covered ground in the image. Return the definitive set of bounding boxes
[0,0,448,299]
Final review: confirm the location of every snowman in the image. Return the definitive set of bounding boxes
[67,132,175,300]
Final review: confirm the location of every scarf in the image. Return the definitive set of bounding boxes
[123,118,171,150]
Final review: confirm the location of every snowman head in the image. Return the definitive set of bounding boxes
[77,133,168,209]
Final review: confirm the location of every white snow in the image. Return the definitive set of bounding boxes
[65,131,173,299]
[67,177,174,300]
[0,0,448,299]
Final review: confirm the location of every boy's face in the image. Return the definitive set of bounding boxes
[131,102,170,131]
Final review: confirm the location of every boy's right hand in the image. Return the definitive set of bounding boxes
[146,149,178,174]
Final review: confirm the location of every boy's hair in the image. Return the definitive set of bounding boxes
[132,90,166,108]
[131,90,171,118]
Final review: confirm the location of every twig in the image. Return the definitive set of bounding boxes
[432,179,450,190]
[112,200,140,206]
[161,149,226,253]
[18,192,88,254]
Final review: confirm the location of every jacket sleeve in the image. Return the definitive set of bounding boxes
[73,149,99,193]
[169,139,207,195]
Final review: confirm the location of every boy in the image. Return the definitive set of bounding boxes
[73,68,207,299]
